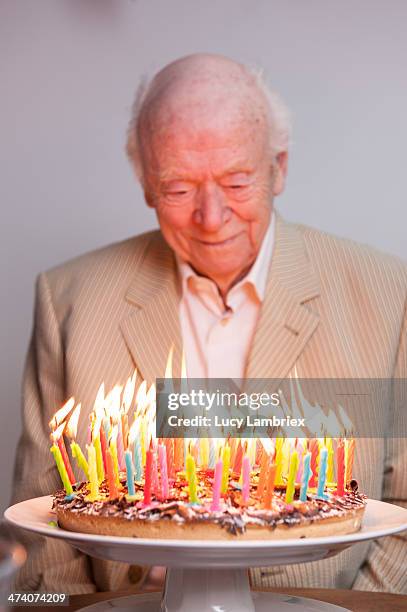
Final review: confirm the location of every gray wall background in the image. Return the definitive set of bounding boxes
[1,1,406,513]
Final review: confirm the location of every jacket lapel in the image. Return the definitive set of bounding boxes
[245,213,320,381]
[120,232,183,385]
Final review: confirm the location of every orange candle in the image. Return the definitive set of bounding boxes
[106,448,119,499]
[263,463,277,509]
[257,451,269,499]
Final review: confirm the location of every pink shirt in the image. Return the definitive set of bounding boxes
[176,214,275,378]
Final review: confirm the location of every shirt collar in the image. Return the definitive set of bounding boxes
[176,212,275,304]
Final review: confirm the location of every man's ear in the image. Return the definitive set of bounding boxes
[272,151,288,196]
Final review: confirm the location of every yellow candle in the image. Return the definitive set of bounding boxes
[94,435,105,484]
[274,437,284,485]
[199,438,209,468]
[86,444,99,501]
[285,450,299,504]
[221,445,231,494]
[186,453,198,503]
[50,444,73,495]
[70,441,89,479]
[326,438,335,483]
[110,440,121,488]
[140,420,146,467]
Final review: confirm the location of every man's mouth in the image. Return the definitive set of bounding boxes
[195,233,242,247]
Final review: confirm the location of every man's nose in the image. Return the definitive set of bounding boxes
[192,183,230,231]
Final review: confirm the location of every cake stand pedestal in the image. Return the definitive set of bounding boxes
[5,497,407,612]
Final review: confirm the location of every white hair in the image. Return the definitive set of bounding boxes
[126,63,292,185]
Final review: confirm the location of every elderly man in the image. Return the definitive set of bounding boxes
[11,53,406,594]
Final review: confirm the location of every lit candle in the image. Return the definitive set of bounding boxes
[93,434,105,484]
[210,458,223,512]
[208,437,216,469]
[186,453,198,503]
[57,435,76,485]
[257,451,269,499]
[317,447,328,499]
[281,438,291,481]
[65,404,88,480]
[221,444,231,494]
[263,463,277,510]
[70,441,89,479]
[345,438,355,485]
[116,419,126,471]
[309,438,319,487]
[164,438,175,479]
[50,443,73,495]
[140,420,147,467]
[143,446,154,505]
[109,433,121,489]
[299,451,312,502]
[133,436,143,481]
[199,438,209,468]
[274,437,284,485]
[86,444,99,501]
[242,456,251,505]
[233,441,244,476]
[158,443,169,500]
[336,438,345,496]
[125,450,135,496]
[285,450,299,504]
[326,437,335,483]
[99,426,108,474]
[106,447,119,499]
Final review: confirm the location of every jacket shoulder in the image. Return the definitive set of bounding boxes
[298,222,407,291]
[42,229,164,299]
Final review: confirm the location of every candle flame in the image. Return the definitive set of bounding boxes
[128,418,140,446]
[65,403,81,439]
[165,345,174,378]
[49,397,75,431]
[135,380,147,416]
[94,382,105,414]
[50,421,66,443]
[105,385,123,422]
[122,369,137,415]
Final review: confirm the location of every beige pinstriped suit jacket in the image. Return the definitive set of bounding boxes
[11,212,407,594]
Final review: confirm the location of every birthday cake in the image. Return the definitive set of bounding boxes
[49,377,366,541]
[52,472,366,540]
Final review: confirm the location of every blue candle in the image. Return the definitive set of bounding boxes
[133,437,142,481]
[300,452,312,501]
[125,450,135,496]
[317,447,328,499]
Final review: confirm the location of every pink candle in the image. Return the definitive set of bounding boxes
[100,426,108,473]
[233,441,243,476]
[143,447,154,506]
[309,438,319,488]
[242,456,251,505]
[158,444,169,500]
[336,439,345,496]
[116,419,126,471]
[210,458,223,512]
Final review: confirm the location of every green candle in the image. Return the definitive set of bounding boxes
[50,444,73,495]
[70,441,89,479]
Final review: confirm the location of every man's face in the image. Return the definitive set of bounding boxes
[142,109,286,292]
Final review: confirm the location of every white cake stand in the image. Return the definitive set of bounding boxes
[5,497,407,612]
